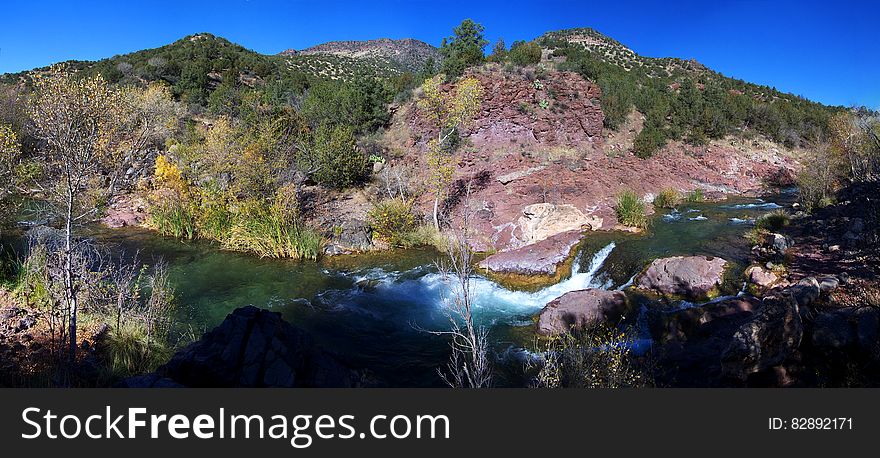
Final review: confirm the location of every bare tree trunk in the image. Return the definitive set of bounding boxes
[433,196,441,231]
[64,186,78,365]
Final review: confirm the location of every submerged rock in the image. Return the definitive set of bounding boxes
[537,289,627,335]
[144,306,361,387]
[635,256,728,300]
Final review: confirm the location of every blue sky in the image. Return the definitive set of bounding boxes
[1,0,876,108]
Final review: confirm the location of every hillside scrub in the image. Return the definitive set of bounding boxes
[547,32,836,151]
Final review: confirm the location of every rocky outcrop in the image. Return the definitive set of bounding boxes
[517,203,600,245]
[636,256,728,300]
[720,293,803,380]
[537,289,627,335]
[478,230,582,285]
[408,70,604,150]
[123,306,361,388]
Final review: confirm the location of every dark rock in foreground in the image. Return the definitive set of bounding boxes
[537,289,627,335]
[120,306,362,388]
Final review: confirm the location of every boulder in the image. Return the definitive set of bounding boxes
[818,276,840,294]
[155,306,361,387]
[478,230,582,276]
[652,295,760,344]
[720,293,803,380]
[517,203,599,245]
[811,311,855,350]
[745,265,778,288]
[771,233,792,253]
[537,289,627,335]
[635,256,728,300]
[855,307,880,356]
[789,277,820,307]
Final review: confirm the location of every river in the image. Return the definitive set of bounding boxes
[9,192,795,386]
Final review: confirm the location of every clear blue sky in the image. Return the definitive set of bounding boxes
[1,0,876,108]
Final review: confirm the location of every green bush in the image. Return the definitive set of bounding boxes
[508,41,542,66]
[106,320,173,378]
[368,198,419,247]
[653,188,681,209]
[222,197,323,260]
[633,125,666,159]
[685,188,705,203]
[309,124,369,190]
[616,190,648,228]
[755,210,790,232]
[148,197,197,240]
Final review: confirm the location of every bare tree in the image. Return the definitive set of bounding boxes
[28,67,122,363]
[429,182,492,387]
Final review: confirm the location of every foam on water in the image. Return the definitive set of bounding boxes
[430,242,618,315]
[688,215,708,221]
[726,202,782,210]
[331,242,618,321]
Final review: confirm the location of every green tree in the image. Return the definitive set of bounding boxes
[416,75,484,229]
[440,19,488,78]
[305,124,368,190]
[300,77,390,134]
[488,38,507,63]
[0,123,20,220]
[508,41,542,66]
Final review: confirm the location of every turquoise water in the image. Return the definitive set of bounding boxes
[19,192,794,386]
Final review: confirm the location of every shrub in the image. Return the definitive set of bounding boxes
[616,190,648,228]
[106,318,173,378]
[148,194,197,240]
[633,125,666,158]
[797,146,839,213]
[309,124,369,190]
[685,188,705,203]
[755,210,790,232]
[653,188,681,209]
[508,41,542,66]
[222,194,323,260]
[532,325,654,388]
[368,198,419,247]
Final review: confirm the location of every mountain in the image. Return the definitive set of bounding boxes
[540,28,708,79]
[282,38,440,73]
[538,27,838,149]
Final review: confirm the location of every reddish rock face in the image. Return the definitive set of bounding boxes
[408,70,604,150]
[537,289,628,335]
[395,67,799,254]
[478,230,582,276]
[636,256,728,300]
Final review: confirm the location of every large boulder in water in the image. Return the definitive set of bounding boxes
[635,256,728,300]
[537,289,628,335]
[478,230,583,278]
[154,306,361,387]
